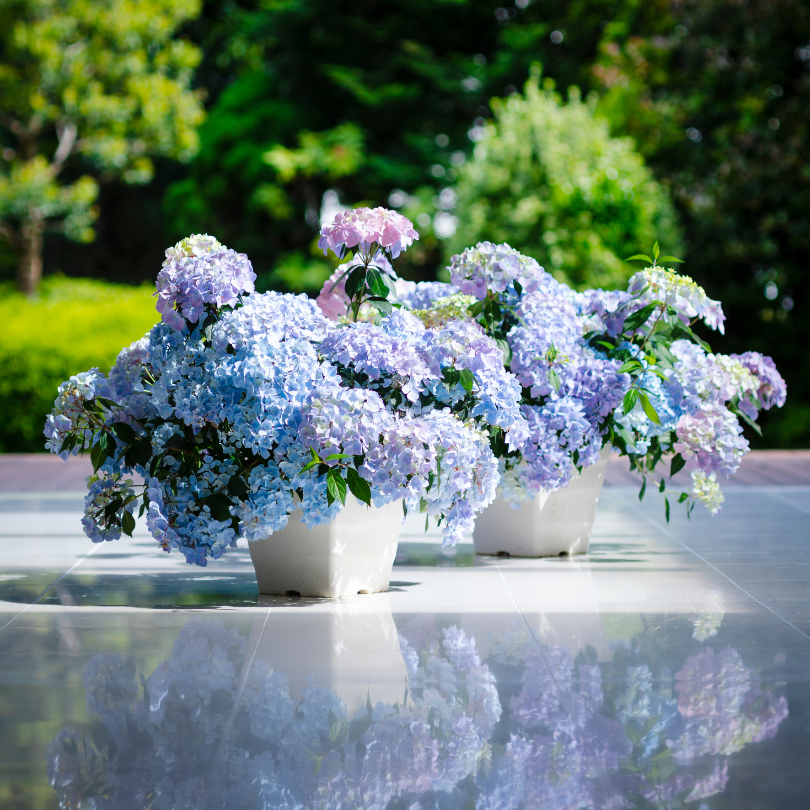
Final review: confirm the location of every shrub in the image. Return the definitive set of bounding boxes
[446,70,682,290]
[0,277,157,453]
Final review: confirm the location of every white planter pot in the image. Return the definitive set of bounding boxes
[474,447,611,557]
[248,498,402,597]
[247,593,408,713]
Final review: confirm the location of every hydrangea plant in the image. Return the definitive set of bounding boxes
[404,239,785,518]
[45,214,529,563]
[578,243,787,516]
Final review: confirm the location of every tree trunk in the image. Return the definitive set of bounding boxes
[16,221,44,296]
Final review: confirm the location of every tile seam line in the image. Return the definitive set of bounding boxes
[0,543,101,634]
[495,559,585,716]
[615,491,810,643]
[761,486,810,515]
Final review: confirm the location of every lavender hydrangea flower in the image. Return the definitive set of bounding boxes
[673,404,750,477]
[732,350,787,416]
[627,266,726,333]
[449,241,545,300]
[318,206,418,260]
[155,234,255,331]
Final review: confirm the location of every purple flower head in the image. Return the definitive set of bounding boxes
[449,241,545,300]
[673,404,749,477]
[395,279,454,310]
[318,206,418,260]
[627,266,726,334]
[731,351,787,412]
[155,234,256,331]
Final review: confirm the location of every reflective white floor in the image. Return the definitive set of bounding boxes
[1,487,809,809]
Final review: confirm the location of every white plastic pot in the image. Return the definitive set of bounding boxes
[473,447,611,557]
[248,498,402,597]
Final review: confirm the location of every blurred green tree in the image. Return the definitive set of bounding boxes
[446,69,681,289]
[592,0,810,445]
[164,0,647,292]
[0,0,205,294]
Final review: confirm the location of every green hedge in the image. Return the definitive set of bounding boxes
[0,277,158,453]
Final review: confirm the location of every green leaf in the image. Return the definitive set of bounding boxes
[346,467,371,506]
[658,256,684,263]
[121,510,136,537]
[468,301,484,318]
[227,475,250,499]
[324,453,352,461]
[678,491,689,503]
[369,298,393,317]
[664,497,671,523]
[638,391,661,425]
[638,477,647,502]
[348,712,373,742]
[90,439,105,472]
[548,368,562,392]
[494,337,511,365]
[617,359,643,374]
[110,422,137,443]
[328,719,349,744]
[652,241,659,261]
[203,492,233,522]
[344,266,366,299]
[659,477,666,493]
[366,268,389,299]
[670,453,686,477]
[443,367,461,386]
[623,303,658,332]
[624,254,653,263]
[459,368,475,393]
[326,468,347,506]
[623,389,639,415]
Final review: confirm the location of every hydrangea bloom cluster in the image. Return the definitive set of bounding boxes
[318,206,418,260]
[504,284,629,494]
[732,350,788,416]
[394,278,454,310]
[574,258,786,517]
[448,241,544,300]
[154,234,255,331]
[627,265,726,333]
[45,234,529,561]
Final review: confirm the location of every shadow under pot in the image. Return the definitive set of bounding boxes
[473,447,610,558]
[248,498,402,597]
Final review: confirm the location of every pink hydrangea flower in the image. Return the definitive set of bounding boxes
[318,206,418,260]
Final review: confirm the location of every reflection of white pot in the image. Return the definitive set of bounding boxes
[247,593,408,713]
[249,498,402,597]
[474,447,610,557]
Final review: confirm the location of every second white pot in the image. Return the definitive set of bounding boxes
[473,447,611,557]
[248,498,402,597]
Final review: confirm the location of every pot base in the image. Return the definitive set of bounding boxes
[473,448,610,557]
[249,499,402,597]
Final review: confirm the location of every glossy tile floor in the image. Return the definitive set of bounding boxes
[1,482,809,809]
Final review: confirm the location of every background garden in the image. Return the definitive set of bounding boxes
[1,0,807,452]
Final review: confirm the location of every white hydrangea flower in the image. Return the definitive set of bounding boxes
[690,470,724,515]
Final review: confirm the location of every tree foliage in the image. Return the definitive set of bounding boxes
[592,0,810,445]
[0,0,205,293]
[447,70,680,289]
